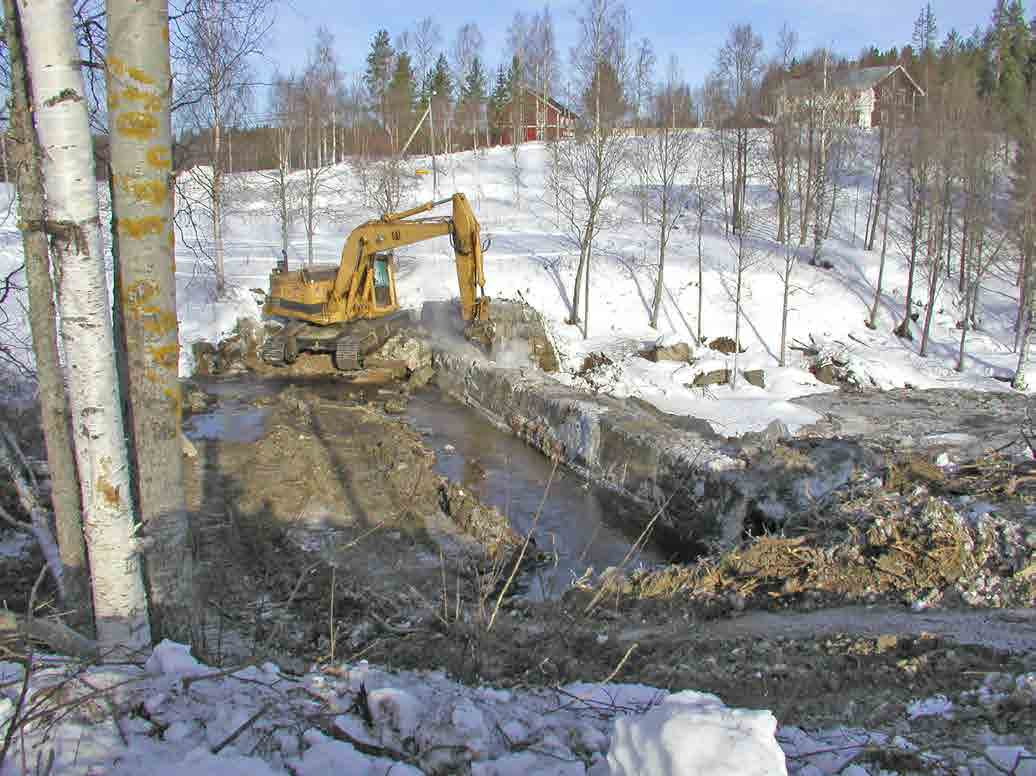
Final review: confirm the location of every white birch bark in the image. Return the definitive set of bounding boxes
[19,0,151,650]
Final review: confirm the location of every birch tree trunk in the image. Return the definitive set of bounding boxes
[5,0,92,631]
[212,114,226,295]
[107,0,197,644]
[19,0,151,650]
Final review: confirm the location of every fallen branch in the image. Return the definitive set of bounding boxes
[211,702,271,754]
[0,609,98,659]
[0,566,46,770]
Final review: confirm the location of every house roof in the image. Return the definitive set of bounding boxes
[511,88,579,118]
[783,65,925,99]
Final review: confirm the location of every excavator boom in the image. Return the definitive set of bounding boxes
[330,192,488,322]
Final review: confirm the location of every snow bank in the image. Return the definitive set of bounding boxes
[607,690,786,776]
[0,642,791,776]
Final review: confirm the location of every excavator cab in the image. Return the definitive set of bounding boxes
[371,253,394,309]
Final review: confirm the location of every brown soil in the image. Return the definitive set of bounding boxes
[3,378,1035,761]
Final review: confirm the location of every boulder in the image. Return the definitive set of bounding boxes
[814,364,838,385]
[690,368,730,387]
[377,333,432,372]
[408,365,436,389]
[708,336,741,354]
[742,369,766,389]
[191,341,217,377]
[641,342,693,363]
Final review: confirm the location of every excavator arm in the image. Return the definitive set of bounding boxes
[331,193,489,322]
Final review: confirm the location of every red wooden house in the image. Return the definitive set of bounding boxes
[496,90,578,145]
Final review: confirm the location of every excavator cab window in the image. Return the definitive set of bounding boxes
[372,253,392,307]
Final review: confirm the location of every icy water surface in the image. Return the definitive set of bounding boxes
[403,390,664,599]
[184,379,272,444]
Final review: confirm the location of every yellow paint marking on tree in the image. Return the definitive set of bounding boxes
[128,67,155,85]
[141,310,178,337]
[123,279,160,306]
[115,111,158,140]
[119,216,165,239]
[108,55,127,77]
[115,175,167,207]
[118,86,161,112]
[147,146,172,169]
[96,475,121,507]
[146,343,180,370]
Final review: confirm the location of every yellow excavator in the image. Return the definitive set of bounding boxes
[262,193,492,369]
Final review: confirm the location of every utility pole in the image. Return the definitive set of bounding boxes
[429,91,438,196]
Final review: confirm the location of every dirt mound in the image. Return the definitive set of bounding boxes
[602,482,1034,610]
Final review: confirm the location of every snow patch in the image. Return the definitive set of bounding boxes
[607,690,786,776]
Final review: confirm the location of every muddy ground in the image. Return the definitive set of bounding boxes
[178,370,1036,761]
[3,362,1036,767]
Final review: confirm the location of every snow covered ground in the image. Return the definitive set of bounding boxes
[2,640,1033,776]
[169,137,1029,437]
[0,135,1028,436]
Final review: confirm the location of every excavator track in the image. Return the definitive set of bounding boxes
[261,331,298,366]
[334,337,362,371]
[260,337,287,366]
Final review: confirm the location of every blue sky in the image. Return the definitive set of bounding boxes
[260,0,990,106]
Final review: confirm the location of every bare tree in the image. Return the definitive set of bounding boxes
[412,16,441,80]
[639,93,697,328]
[892,124,934,340]
[866,131,897,329]
[451,23,483,105]
[1011,98,1036,389]
[724,212,766,388]
[260,72,303,264]
[716,23,763,234]
[4,0,91,629]
[774,230,802,367]
[631,39,655,224]
[107,0,197,643]
[294,56,346,264]
[170,0,273,296]
[690,133,720,343]
[762,26,795,244]
[563,0,630,337]
[19,0,150,649]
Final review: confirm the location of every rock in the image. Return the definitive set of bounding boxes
[408,365,436,389]
[377,333,432,372]
[641,342,693,363]
[236,317,263,360]
[690,368,730,387]
[191,341,217,377]
[813,363,838,385]
[383,398,408,414]
[180,432,198,459]
[708,336,741,354]
[183,387,212,414]
[742,369,765,389]
[761,419,789,442]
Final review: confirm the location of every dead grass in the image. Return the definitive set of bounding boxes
[604,491,1034,607]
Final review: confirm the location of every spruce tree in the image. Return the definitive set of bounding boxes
[365,29,394,122]
[387,51,417,143]
[489,65,511,143]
